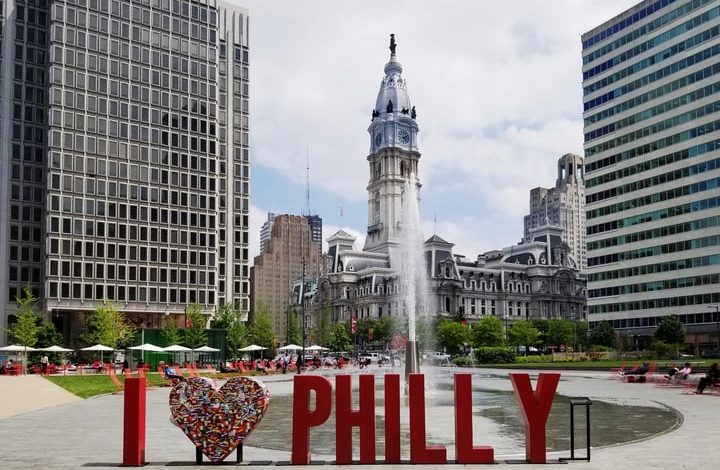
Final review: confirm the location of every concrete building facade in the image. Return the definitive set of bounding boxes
[582,0,720,350]
[250,214,320,341]
[524,153,586,269]
[0,0,251,344]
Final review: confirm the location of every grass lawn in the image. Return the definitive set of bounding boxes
[46,373,168,398]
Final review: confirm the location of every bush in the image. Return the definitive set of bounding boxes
[515,354,554,364]
[452,356,473,367]
[653,340,674,359]
[474,347,516,364]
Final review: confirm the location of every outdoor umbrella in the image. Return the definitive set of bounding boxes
[41,345,73,352]
[80,344,114,363]
[306,345,329,351]
[238,344,266,352]
[163,344,191,352]
[195,345,220,352]
[278,344,303,351]
[0,345,38,374]
[129,343,164,361]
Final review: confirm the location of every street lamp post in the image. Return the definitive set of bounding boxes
[299,255,307,375]
[707,305,720,349]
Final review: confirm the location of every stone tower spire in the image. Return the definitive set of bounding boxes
[364,34,421,254]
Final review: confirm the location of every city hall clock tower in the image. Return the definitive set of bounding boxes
[364,34,421,254]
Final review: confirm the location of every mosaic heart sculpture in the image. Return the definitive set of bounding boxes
[169,376,270,462]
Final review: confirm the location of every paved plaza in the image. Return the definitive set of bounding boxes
[0,368,717,469]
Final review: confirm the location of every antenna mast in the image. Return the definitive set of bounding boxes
[305,146,311,216]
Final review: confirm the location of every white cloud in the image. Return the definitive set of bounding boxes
[237,0,640,259]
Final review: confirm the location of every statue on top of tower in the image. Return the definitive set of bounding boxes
[389,33,396,54]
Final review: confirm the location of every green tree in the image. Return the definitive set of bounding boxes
[435,319,469,355]
[507,320,540,355]
[210,303,236,329]
[588,321,616,347]
[83,299,135,349]
[574,321,589,351]
[249,301,276,356]
[546,319,575,349]
[375,316,395,346]
[225,316,247,360]
[328,323,352,352]
[286,306,301,345]
[414,316,434,350]
[471,316,505,347]
[162,316,182,346]
[184,303,208,350]
[312,303,333,347]
[7,287,40,347]
[36,322,63,348]
[654,315,685,358]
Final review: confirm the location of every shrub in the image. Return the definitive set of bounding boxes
[515,354,554,364]
[474,347,516,364]
[653,340,674,359]
[452,356,473,367]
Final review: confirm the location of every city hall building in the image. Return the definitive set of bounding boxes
[0,0,250,344]
[304,37,585,333]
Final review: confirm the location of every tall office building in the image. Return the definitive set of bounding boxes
[250,214,320,342]
[0,0,251,344]
[583,0,720,348]
[259,212,276,255]
[524,153,586,269]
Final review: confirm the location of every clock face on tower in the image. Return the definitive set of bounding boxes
[374,133,382,148]
[398,129,410,144]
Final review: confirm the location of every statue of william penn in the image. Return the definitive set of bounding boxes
[390,33,396,54]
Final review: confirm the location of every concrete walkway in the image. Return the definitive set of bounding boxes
[0,374,80,419]
[0,368,717,469]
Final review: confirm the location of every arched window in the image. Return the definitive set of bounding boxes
[374,191,381,222]
[400,161,406,177]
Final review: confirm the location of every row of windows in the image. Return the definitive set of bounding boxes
[585,82,720,142]
[587,137,720,188]
[587,155,720,205]
[589,273,720,298]
[48,260,216,285]
[50,147,218,175]
[8,244,43,263]
[582,0,677,49]
[587,100,720,156]
[588,174,720,220]
[583,6,719,80]
[48,218,217,248]
[47,282,216,305]
[49,196,217,230]
[587,253,720,282]
[588,232,720,266]
[596,310,720,329]
[586,118,720,174]
[584,25,719,95]
[589,291,719,314]
[586,63,720,127]
[584,42,720,112]
[48,238,216,266]
[584,0,709,65]
[587,214,720,251]
[587,194,720,236]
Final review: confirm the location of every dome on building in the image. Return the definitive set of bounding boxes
[374,34,413,117]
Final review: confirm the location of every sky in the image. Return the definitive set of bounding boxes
[232,0,640,261]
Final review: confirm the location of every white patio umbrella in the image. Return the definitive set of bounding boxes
[41,345,73,353]
[195,345,220,352]
[128,343,164,352]
[163,344,191,352]
[0,345,38,374]
[80,344,114,363]
[306,345,329,351]
[278,344,303,351]
[238,344,266,352]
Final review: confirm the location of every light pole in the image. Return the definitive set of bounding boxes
[707,305,720,349]
[299,255,307,375]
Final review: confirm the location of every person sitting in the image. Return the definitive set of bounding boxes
[159,361,184,381]
[695,363,719,394]
[622,362,650,376]
[255,359,268,375]
[2,359,14,374]
[677,362,692,380]
[91,359,102,373]
[664,364,680,381]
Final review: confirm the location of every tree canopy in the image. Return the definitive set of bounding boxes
[328,323,352,352]
[654,315,685,346]
[435,319,469,355]
[162,316,182,346]
[7,288,40,347]
[588,321,616,347]
[249,301,276,356]
[184,303,208,349]
[83,299,135,349]
[471,316,505,347]
[546,319,575,349]
[286,306,301,345]
[312,303,333,347]
[225,315,247,360]
[507,320,540,354]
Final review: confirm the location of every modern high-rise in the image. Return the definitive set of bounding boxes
[583,0,720,348]
[0,0,251,344]
[250,214,320,341]
[259,212,277,255]
[524,153,586,269]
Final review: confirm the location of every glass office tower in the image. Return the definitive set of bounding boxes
[0,0,250,343]
[583,0,720,349]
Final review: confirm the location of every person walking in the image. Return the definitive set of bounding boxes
[40,354,49,376]
[695,363,719,394]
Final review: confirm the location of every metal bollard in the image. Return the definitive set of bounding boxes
[560,397,592,462]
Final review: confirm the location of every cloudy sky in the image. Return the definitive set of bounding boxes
[232,0,640,261]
